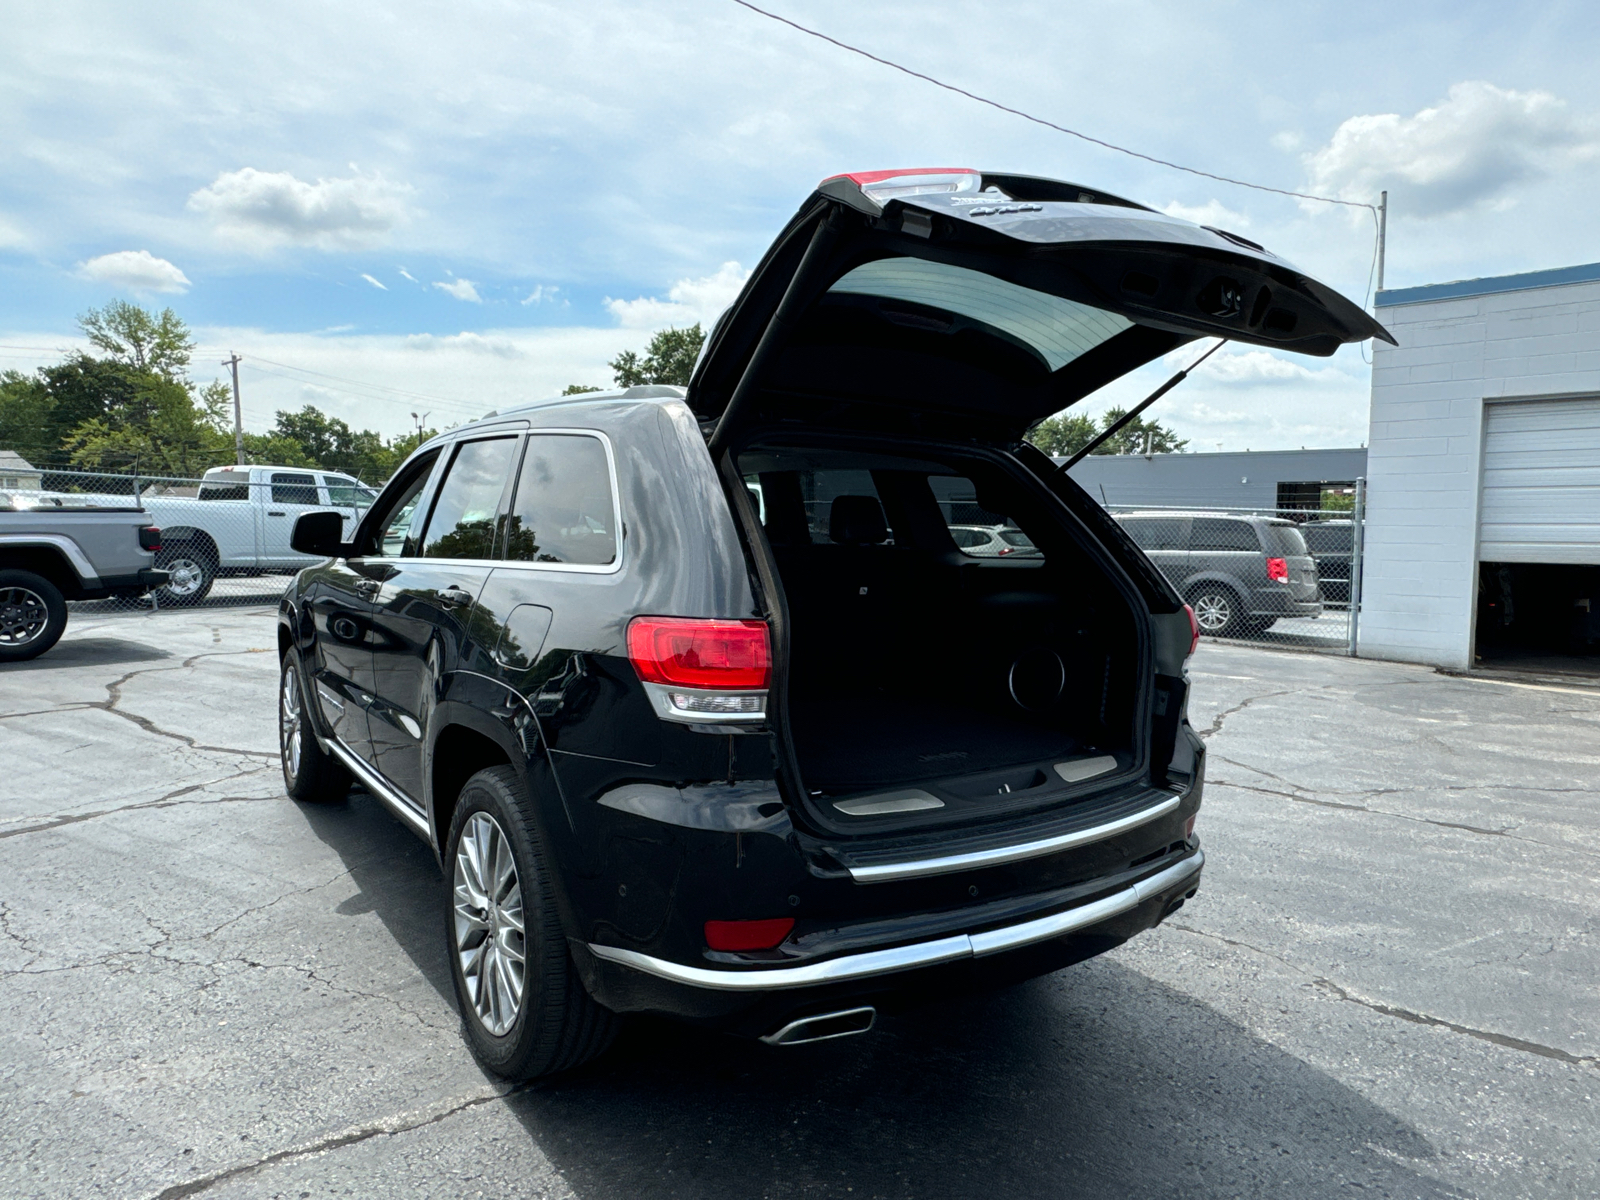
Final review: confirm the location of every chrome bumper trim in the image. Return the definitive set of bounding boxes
[327,737,431,842]
[586,851,1203,992]
[846,795,1182,883]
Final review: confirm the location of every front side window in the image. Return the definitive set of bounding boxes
[271,472,319,505]
[421,438,517,560]
[501,434,617,566]
[364,452,439,558]
[1122,517,1187,551]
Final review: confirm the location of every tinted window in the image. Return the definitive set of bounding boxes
[325,476,376,507]
[950,527,989,549]
[1264,523,1311,557]
[501,434,617,566]
[367,454,438,558]
[199,481,249,501]
[1191,518,1259,552]
[271,472,319,505]
[420,438,517,560]
[1301,524,1350,554]
[1121,517,1186,551]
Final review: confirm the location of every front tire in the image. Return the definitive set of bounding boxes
[1188,584,1249,639]
[279,654,350,803]
[157,544,215,605]
[446,766,617,1079]
[0,570,68,662]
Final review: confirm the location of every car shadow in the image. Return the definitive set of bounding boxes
[5,636,172,671]
[282,788,1459,1200]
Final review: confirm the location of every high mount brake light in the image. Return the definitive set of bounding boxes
[1266,557,1289,583]
[825,167,981,205]
[705,918,794,952]
[1184,604,1201,658]
[627,617,771,691]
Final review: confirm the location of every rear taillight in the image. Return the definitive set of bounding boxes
[705,918,794,951]
[1266,556,1289,583]
[1183,604,1201,657]
[627,617,771,691]
[139,525,161,551]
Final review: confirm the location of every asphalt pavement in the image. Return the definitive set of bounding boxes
[1,603,1595,1199]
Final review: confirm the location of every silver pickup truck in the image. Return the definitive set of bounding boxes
[0,500,166,661]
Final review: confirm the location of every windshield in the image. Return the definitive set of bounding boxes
[828,257,1133,372]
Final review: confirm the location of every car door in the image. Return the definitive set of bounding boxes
[1189,517,1264,609]
[303,451,442,762]
[686,169,1390,454]
[1118,516,1190,590]
[366,435,519,805]
[261,471,329,565]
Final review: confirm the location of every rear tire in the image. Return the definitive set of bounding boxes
[446,765,617,1079]
[0,570,68,663]
[279,654,351,803]
[1187,584,1249,639]
[157,544,215,605]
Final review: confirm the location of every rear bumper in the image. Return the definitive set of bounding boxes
[1250,588,1322,617]
[574,848,1203,1036]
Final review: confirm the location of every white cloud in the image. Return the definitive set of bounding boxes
[1304,81,1600,215]
[1160,200,1251,230]
[0,215,28,251]
[403,331,519,357]
[605,261,750,329]
[1162,345,1350,387]
[187,167,413,251]
[432,278,481,303]
[398,267,419,283]
[360,273,387,290]
[521,284,559,306]
[77,249,190,294]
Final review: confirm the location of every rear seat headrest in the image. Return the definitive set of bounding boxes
[830,495,888,545]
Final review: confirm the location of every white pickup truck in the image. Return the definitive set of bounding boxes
[141,465,376,603]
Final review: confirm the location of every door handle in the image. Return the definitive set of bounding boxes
[440,585,474,608]
[268,510,286,517]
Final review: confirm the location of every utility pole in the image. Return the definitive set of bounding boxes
[222,353,244,465]
[1376,190,1388,294]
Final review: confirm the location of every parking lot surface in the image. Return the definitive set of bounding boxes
[1,604,1596,1199]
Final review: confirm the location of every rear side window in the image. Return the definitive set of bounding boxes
[199,481,249,501]
[271,472,318,505]
[1121,517,1187,551]
[420,438,517,560]
[1190,518,1259,552]
[501,434,618,566]
[1264,523,1311,557]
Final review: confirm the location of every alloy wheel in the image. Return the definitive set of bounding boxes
[279,666,303,780]
[163,557,206,597]
[0,586,48,645]
[1191,591,1234,633]
[453,812,527,1036]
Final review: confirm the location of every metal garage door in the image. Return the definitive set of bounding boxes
[1479,396,1600,564]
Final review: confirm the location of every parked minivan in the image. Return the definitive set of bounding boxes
[1115,512,1323,637]
[277,168,1388,1078]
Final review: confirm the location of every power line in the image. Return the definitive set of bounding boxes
[236,353,476,409]
[730,0,1375,213]
[237,361,483,418]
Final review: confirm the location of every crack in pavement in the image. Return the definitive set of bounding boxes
[1196,689,1298,739]
[0,703,96,721]
[1166,922,1599,1071]
[87,650,279,759]
[149,1085,525,1199]
[0,771,278,840]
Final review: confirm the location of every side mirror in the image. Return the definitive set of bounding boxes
[291,510,349,557]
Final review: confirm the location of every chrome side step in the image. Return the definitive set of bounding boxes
[761,1006,877,1046]
[326,738,432,843]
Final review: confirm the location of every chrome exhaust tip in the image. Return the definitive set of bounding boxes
[760,1006,877,1046]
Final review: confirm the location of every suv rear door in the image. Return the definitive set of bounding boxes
[688,169,1391,449]
[1118,514,1190,589]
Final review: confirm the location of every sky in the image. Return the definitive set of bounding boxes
[3,0,1599,451]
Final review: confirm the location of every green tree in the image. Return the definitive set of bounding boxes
[610,324,704,388]
[1026,407,1188,458]
[562,384,602,396]
[79,300,195,381]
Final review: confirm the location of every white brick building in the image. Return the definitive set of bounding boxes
[1361,263,1600,671]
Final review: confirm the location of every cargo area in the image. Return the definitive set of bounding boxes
[738,442,1145,827]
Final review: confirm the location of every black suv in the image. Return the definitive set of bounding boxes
[277,168,1387,1077]
[1115,512,1323,637]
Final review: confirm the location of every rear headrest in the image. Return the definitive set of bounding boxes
[830,495,888,545]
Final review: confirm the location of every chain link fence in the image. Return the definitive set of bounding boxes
[1106,483,1367,655]
[3,466,375,614]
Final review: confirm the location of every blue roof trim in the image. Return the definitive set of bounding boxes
[1375,261,1600,307]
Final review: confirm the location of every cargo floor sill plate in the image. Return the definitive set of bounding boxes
[843,793,1180,883]
[586,851,1201,992]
